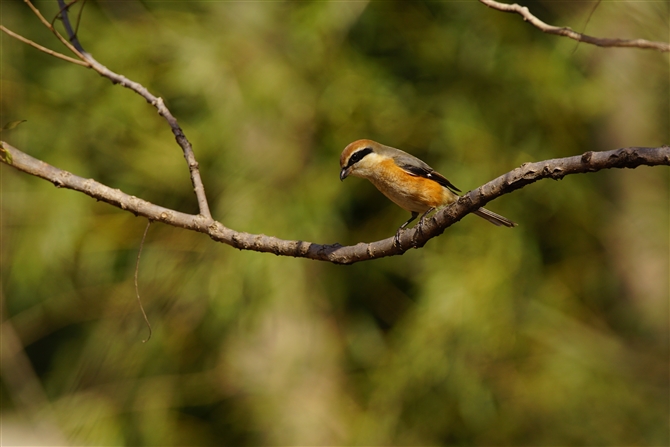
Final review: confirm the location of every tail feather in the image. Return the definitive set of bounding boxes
[473,207,517,228]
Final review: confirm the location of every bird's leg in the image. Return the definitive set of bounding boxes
[416,208,434,236]
[412,208,434,247]
[394,211,419,249]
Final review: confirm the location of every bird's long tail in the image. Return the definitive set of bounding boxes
[474,207,517,227]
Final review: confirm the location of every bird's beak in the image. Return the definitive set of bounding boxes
[340,167,350,181]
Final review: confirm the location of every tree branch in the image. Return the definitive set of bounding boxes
[3,141,668,265]
[21,0,87,60]
[0,25,88,66]
[16,0,213,220]
[479,0,670,52]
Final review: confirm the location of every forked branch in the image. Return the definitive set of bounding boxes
[3,0,669,264]
[2,0,212,219]
[3,141,668,264]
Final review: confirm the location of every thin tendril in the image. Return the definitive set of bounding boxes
[572,0,602,55]
[135,221,153,343]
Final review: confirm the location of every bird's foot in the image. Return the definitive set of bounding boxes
[413,208,434,246]
[393,228,404,250]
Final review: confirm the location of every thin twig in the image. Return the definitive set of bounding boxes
[479,0,670,52]
[23,0,87,59]
[571,0,602,55]
[0,25,89,66]
[135,221,153,343]
[73,0,87,43]
[55,0,86,53]
[2,141,669,264]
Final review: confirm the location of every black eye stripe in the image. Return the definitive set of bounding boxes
[346,147,373,168]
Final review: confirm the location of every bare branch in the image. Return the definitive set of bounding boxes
[22,0,87,60]
[78,57,213,219]
[479,0,670,52]
[3,141,668,264]
[17,0,213,220]
[0,25,89,66]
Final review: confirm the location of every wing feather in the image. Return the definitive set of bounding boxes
[392,154,461,193]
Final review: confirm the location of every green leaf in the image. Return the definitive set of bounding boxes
[0,120,27,132]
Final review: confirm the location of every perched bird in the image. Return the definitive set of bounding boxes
[339,139,516,242]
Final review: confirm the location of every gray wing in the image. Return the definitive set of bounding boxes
[392,153,461,194]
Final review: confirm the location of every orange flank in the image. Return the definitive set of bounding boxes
[368,159,457,213]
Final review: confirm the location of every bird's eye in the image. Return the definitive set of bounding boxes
[347,147,373,167]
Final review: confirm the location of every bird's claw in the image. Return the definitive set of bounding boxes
[412,209,432,246]
[393,228,404,249]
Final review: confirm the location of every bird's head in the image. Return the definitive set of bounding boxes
[339,139,384,181]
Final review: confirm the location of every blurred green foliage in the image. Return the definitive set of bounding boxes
[2,1,668,445]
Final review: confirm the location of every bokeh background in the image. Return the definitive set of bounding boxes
[2,1,668,445]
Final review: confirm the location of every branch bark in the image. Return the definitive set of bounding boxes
[3,141,668,265]
[479,0,670,52]
[6,0,213,220]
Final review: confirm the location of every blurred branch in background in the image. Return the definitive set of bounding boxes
[1,291,67,445]
[479,0,670,52]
